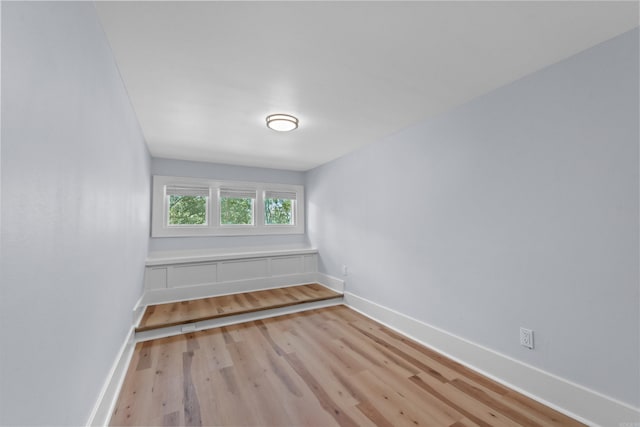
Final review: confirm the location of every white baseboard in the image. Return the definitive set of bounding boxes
[132,293,146,324]
[86,327,136,427]
[139,273,318,306]
[316,272,345,293]
[343,292,640,427]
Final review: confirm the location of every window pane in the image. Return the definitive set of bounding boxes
[264,198,294,225]
[168,195,207,225]
[221,197,254,225]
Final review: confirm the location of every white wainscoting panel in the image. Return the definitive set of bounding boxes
[218,259,269,282]
[167,263,217,288]
[144,267,167,290]
[271,256,303,276]
[303,254,317,272]
[140,274,318,307]
[140,248,321,306]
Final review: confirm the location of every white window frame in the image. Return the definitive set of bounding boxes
[151,175,305,237]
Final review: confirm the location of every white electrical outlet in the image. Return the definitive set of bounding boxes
[342,265,348,276]
[520,327,534,349]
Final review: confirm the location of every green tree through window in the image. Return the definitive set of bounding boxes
[155,179,303,237]
[220,197,253,225]
[169,195,207,225]
[265,198,293,225]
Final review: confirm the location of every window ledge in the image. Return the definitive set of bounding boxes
[146,245,318,266]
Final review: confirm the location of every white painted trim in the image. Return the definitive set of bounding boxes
[132,292,146,328]
[135,296,344,342]
[146,246,317,266]
[132,304,146,329]
[152,175,305,237]
[316,272,345,293]
[139,273,319,306]
[343,292,640,427]
[86,327,136,427]
[138,273,342,313]
[138,265,342,308]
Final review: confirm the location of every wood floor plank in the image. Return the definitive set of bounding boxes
[360,356,468,425]
[354,369,452,427]
[451,419,482,427]
[112,336,185,426]
[249,321,333,426]
[412,372,525,427]
[227,339,296,426]
[284,325,362,409]
[137,283,341,332]
[356,398,396,427]
[112,305,586,427]
[283,351,361,427]
[378,324,512,396]
[502,391,586,427]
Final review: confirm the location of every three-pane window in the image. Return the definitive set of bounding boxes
[152,176,304,237]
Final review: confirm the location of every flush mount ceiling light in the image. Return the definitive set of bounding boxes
[266,114,298,132]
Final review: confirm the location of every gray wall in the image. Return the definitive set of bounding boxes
[306,28,639,406]
[1,3,151,425]
[149,158,307,252]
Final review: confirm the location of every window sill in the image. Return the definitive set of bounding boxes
[152,224,304,238]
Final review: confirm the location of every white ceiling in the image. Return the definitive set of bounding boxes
[96,1,638,171]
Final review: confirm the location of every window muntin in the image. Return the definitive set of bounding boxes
[219,189,255,226]
[264,190,296,225]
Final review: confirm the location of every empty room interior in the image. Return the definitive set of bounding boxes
[2,1,639,426]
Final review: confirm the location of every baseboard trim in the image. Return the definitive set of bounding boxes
[132,292,145,319]
[316,272,345,293]
[343,291,640,427]
[139,273,318,306]
[86,326,136,427]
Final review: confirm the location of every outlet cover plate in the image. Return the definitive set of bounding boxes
[520,327,534,349]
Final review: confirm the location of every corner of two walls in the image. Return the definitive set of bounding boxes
[306,27,640,418]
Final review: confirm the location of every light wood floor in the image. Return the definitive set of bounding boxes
[114,305,585,427]
[137,284,341,332]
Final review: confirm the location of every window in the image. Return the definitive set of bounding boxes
[166,186,209,226]
[151,176,304,237]
[220,189,255,226]
[264,190,296,225]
